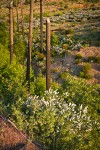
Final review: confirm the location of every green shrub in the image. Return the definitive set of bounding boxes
[53,67,59,73]
[95,56,100,63]
[75,59,82,64]
[59,2,64,7]
[65,29,74,35]
[35,51,45,61]
[0,22,9,48]
[79,63,93,79]
[83,63,91,74]
[79,71,93,79]
[0,61,27,99]
[54,11,63,16]
[24,89,97,149]
[43,12,50,17]
[51,32,60,46]
[79,71,85,78]
[85,73,93,79]
[51,81,61,91]
[0,44,10,69]
[64,4,68,9]
[51,49,57,57]
[75,54,83,59]
[88,56,95,62]
[14,35,27,63]
[34,74,46,96]
[24,14,29,22]
[88,56,100,63]
[62,44,69,50]
[61,72,68,79]
[34,13,39,19]
[9,98,27,130]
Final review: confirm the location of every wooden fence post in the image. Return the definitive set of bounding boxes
[16,0,19,32]
[20,0,24,38]
[46,18,51,90]
[26,0,33,91]
[40,0,43,51]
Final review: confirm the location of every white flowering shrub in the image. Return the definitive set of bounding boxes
[24,89,98,149]
[51,34,83,56]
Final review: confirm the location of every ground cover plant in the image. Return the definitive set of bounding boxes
[0,0,100,149]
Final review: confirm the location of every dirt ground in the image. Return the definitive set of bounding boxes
[0,116,42,150]
[51,46,100,84]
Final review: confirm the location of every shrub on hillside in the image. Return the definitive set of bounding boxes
[83,63,91,73]
[14,35,27,63]
[24,89,99,149]
[88,56,100,63]
[51,32,60,47]
[78,63,93,79]
[0,22,9,48]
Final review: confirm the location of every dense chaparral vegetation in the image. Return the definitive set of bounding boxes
[0,0,100,149]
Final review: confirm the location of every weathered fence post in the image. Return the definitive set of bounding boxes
[40,0,43,51]
[26,0,33,91]
[20,0,24,38]
[16,0,19,32]
[9,0,13,64]
[46,18,51,90]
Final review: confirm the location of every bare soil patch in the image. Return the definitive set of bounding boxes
[51,47,100,84]
[78,47,100,58]
[0,116,41,150]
